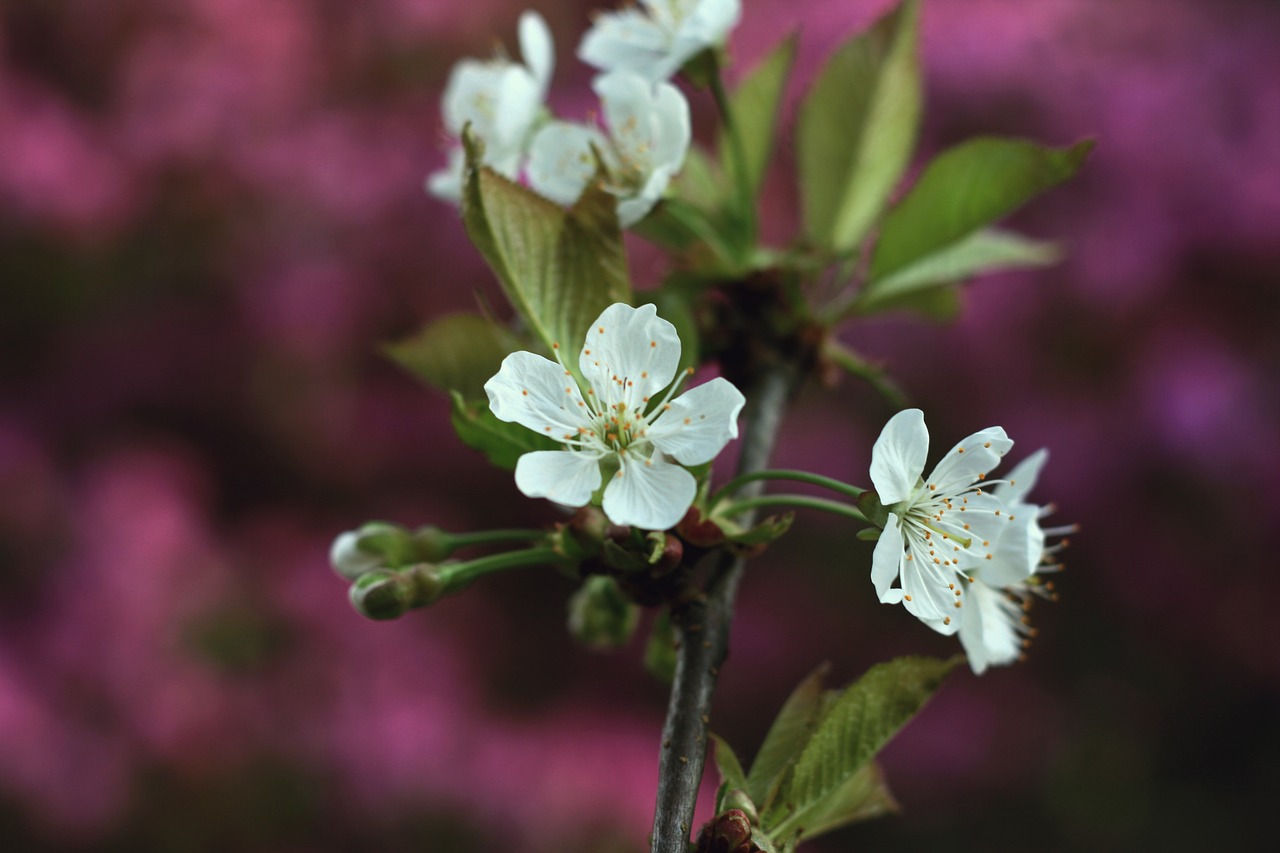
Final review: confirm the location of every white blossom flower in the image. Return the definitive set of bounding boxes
[579,0,743,83]
[958,449,1072,673]
[484,303,745,530]
[868,408,1023,633]
[426,11,555,202]
[527,71,690,227]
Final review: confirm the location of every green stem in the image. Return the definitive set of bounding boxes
[711,469,866,507]
[719,494,869,523]
[440,547,560,589]
[446,529,546,550]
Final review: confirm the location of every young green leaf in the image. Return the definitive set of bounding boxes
[448,391,558,471]
[747,664,831,808]
[789,762,898,842]
[858,229,1061,314]
[870,136,1094,282]
[383,313,522,400]
[461,130,631,355]
[798,0,920,252]
[720,34,798,202]
[711,734,751,814]
[765,656,959,839]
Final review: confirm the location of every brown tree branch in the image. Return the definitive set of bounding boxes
[650,361,799,853]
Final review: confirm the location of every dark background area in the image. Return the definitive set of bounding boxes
[2,1,1278,850]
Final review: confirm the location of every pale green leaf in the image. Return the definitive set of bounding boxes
[798,0,920,252]
[448,392,558,471]
[870,136,1094,281]
[671,145,725,213]
[792,762,898,842]
[711,734,751,813]
[768,656,958,839]
[721,34,797,201]
[383,313,521,400]
[747,664,830,808]
[461,131,631,355]
[859,229,1061,313]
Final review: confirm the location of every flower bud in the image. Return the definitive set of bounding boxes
[567,576,639,650]
[694,809,757,853]
[411,525,453,562]
[348,564,446,621]
[330,521,418,580]
[677,507,726,548]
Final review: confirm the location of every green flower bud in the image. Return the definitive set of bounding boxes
[411,525,453,562]
[567,576,639,650]
[348,564,446,621]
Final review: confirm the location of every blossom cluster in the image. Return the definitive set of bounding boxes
[426,1,741,226]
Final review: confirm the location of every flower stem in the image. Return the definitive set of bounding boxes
[710,469,866,507]
[719,493,868,523]
[446,529,547,550]
[439,547,559,590]
[650,361,797,853]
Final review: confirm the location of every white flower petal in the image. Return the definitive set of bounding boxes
[518,11,555,94]
[900,531,956,626]
[959,580,1023,674]
[330,531,384,580]
[649,81,692,172]
[578,303,680,402]
[871,514,906,604]
[869,408,928,505]
[648,377,745,465]
[602,453,696,530]
[528,122,609,206]
[927,426,1013,495]
[980,513,1044,587]
[996,448,1048,505]
[491,66,541,153]
[514,450,604,508]
[425,147,466,202]
[442,60,503,137]
[578,10,673,81]
[485,350,591,439]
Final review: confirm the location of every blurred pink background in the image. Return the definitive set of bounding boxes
[2,0,1278,850]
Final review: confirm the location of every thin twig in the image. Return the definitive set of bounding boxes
[650,361,798,853]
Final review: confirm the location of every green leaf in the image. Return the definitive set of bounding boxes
[767,656,959,839]
[794,761,898,841]
[721,34,797,201]
[671,145,725,213]
[862,281,963,321]
[870,136,1094,282]
[860,229,1061,313]
[747,664,831,808]
[726,512,795,550]
[448,391,558,471]
[711,734,751,814]
[798,0,921,252]
[461,131,631,355]
[383,313,521,400]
